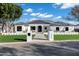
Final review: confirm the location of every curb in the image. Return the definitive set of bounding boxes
[54,40,79,42]
[0,42,27,45]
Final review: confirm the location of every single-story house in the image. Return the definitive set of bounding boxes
[0,20,79,34]
[14,20,78,34]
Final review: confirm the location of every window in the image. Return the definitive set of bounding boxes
[31,26,36,30]
[44,27,48,32]
[65,27,69,31]
[56,27,59,31]
[74,29,79,32]
[17,26,22,31]
[44,27,47,30]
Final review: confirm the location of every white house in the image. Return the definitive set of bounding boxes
[14,20,76,34]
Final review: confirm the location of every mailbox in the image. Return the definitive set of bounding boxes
[27,31,32,42]
[28,33,31,36]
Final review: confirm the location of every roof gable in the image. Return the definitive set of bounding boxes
[28,20,50,24]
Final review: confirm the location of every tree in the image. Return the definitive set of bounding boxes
[0,3,22,32]
[70,5,79,20]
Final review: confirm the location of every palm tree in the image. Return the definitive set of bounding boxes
[70,5,79,20]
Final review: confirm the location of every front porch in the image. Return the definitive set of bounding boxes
[29,24,50,33]
[27,24,50,40]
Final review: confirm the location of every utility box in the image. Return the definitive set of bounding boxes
[27,31,32,42]
[48,31,54,41]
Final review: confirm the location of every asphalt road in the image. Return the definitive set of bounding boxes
[0,41,79,56]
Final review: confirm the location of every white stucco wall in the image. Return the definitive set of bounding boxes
[67,26,74,32]
[14,24,75,33]
[74,26,79,29]
[50,26,66,31]
[50,26,56,31]
[22,25,27,32]
[24,26,28,32]
[15,25,28,32]
[50,26,74,32]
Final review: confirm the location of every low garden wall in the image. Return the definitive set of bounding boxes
[54,32,79,35]
[2,32,79,41]
[2,33,26,35]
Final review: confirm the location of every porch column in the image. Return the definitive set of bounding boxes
[15,26,17,33]
[28,26,31,32]
[42,25,44,32]
[48,31,54,41]
[36,26,38,32]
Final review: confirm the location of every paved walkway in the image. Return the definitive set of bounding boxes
[0,40,79,56]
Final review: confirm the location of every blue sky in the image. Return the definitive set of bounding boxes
[16,3,79,24]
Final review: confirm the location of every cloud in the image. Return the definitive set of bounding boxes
[30,13,40,16]
[26,8,33,12]
[55,16,62,19]
[55,3,62,5]
[30,12,53,18]
[44,14,53,18]
[52,3,62,8]
[53,3,79,9]
[60,3,79,9]
[51,16,62,22]
[38,13,53,18]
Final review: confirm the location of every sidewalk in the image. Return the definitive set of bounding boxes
[0,42,26,45]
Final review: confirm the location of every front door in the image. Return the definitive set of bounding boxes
[38,26,42,32]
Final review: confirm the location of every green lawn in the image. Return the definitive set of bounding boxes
[0,35,26,42]
[54,34,79,40]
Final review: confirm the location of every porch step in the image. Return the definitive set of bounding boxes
[33,33,47,39]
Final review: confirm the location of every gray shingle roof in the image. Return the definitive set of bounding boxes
[15,22,26,25]
[75,24,79,26]
[28,20,50,24]
[50,22,73,26]
[27,20,73,26]
[15,20,74,26]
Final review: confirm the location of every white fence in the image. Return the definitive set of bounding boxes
[54,32,79,35]
[2,33,26,35]
[2,32,79,35]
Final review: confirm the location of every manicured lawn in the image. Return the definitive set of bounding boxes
[54,35,79,40]
[0,35,26,42]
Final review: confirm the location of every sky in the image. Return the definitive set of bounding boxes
[16,3,79,24]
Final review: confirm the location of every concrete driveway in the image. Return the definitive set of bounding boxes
[0,41,79,56]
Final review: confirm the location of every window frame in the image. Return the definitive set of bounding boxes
[17,26,22,31]
[31,26,36,31]
[44,26,48,32]
[56,27,59,31]
[65,27,69,31]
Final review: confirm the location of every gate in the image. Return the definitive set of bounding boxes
[27,31,54,42]
[32,33,48,40]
